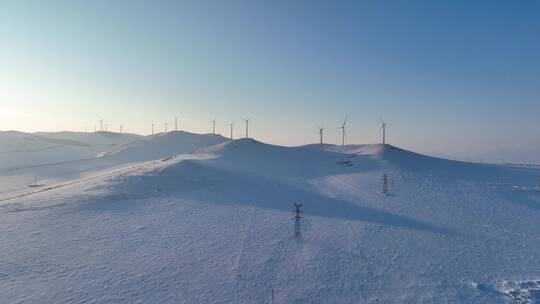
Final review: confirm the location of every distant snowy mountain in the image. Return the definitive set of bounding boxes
[479,149,540,165]
[0,131,142,169]
[1,137,539,303]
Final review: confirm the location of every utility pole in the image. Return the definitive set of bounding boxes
[293,202,303,241]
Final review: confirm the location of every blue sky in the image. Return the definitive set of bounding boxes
[0,0,539,158]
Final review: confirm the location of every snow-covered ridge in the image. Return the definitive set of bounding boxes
[1,133,540,303]
[98,131,229,162]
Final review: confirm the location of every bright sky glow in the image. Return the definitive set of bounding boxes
[1,0,539,158]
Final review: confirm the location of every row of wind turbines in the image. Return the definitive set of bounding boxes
[91,116,389,146]
[223,116,388,146]
[317,117,388,146]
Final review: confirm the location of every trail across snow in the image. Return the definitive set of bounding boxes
[1,134,539,303]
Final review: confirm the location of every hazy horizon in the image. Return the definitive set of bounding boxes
[1,1,539,160]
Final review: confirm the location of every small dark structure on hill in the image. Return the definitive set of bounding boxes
[382,173,389,195]
[293,202,303,241]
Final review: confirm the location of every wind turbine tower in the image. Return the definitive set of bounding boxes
[229,122,234,139]
[98,119,104,132]
[317,125,325,145]
[243,118,250,138]
[119,125,123,133]
[212,118,216,135]
[175,117,178,132]
[151,123,154,135]
[165,122,168,133]
[338,116,347,146]
[380,118,387,145]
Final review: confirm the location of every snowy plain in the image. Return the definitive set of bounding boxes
[1,130,539,303]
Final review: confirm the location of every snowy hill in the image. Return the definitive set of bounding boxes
[1,139,539,303]
[0,131,142,169]
[0,131,228,197]
[100,131,229,162]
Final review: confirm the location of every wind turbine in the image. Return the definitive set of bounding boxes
[175,116,178,132]
[229,122,234,139]
[380,118,387,145]
[338,116,347,146]
[119,125,123,133]
[98,119,104,132]
[151,123,154,135]
[243,118,251,138]
[212,118,216,135]
[317,125,325,145]
[165,122,168,133]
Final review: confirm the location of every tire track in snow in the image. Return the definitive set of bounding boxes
[0,159,165,204]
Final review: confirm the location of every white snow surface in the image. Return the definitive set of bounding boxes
[1,134,539,303]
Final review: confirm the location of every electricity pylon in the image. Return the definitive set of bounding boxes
[382,173,389,195]
[293,202,303,241]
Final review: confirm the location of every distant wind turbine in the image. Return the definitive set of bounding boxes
[175,117,178,132]
[165,122,168,133]
[338,116,347,146]
[380,118,387,144]
[119,125,123,133]
[317,125,325,145]
[212,118,216,135]
[98,119,104,132]
[151,123,154,135]
[229,122,234,139]
[243,118,250,138]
